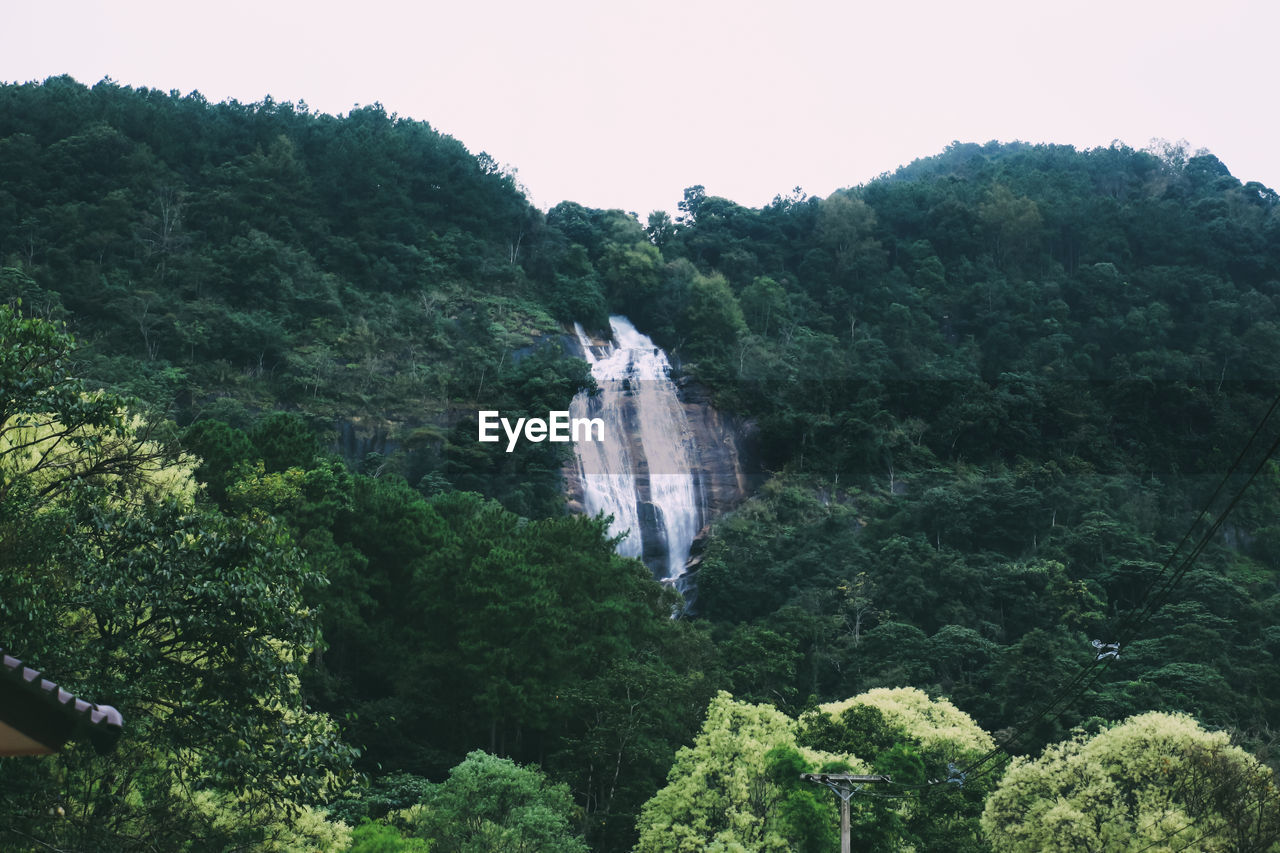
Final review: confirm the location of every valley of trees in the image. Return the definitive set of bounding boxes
[2,76,1280,850]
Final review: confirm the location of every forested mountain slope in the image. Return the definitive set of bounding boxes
[658,139,1280,756]
[0,74,622,516]
[3,76,1280,851]
[0,77,709,852]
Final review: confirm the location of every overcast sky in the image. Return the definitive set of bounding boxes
[6,0,1278,217]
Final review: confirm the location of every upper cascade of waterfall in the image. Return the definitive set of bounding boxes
[569,316,703,583]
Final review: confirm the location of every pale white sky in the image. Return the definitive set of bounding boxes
[6,0,1278,217]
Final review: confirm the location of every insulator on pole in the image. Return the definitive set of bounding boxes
[1091,639,1121,661]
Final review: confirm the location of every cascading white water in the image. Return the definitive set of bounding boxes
[570,316,702,582]
[569,322,644,561]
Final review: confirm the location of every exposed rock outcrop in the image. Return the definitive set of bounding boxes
[675,377,756,524]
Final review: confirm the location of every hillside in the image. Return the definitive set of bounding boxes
[2,77,1280,851]
[659,141,1280,749]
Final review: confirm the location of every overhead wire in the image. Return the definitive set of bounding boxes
[872,384,1280,799]
[1119,388,1280,646]
[1124,741,1280,852]
[1128,774,1280,853]
[814,386,1280,853]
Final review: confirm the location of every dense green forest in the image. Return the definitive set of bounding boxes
[2,76,1280,851]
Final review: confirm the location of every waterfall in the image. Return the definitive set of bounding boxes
[570,316,702,584]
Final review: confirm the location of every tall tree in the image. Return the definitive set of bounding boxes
[0,307,354,850]
[406,750,588,853]
[981,712,1280,852]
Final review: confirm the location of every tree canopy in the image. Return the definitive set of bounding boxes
[981,712,1280,852]
[0,307,356,850]
[636,687,996,851]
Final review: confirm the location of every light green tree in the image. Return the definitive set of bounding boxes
[634,691,848,852]
[815,191,881,277]
[346,821,431,853]
[801,687,997,851]
[817,686,996,756]
[680,272,748,367]
[981,712,1280,852]
[0,302,192,506]
[636,687,997,851]
[977,184,1043,271]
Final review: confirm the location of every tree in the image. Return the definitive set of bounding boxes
[645,210,675,248]
[677,185,706,225]
[0,303,180,505]
[815,191,882,278]
[251,410,322,473]
[182,417,256,504]
[806,687,995,758]
[977,184,1043,272]
[679,271,747,366]
[981,712,1280,852]
[739,275,791,338]
[634,691,844,852]
[598,239,662,323]
[546,626,722,852]
[0,308,354,850]
[406,750,588,853]
[637,688,998,851]
[800,687,997,851]
[0,493,356,849]
[347,821,431,853]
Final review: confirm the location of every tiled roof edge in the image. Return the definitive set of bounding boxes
[1,648,124,754]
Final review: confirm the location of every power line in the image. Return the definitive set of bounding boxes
[1127,746,1280,852]
[875,386,1280,799]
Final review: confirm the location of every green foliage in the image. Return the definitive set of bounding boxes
[406,751,587,853]
[442,341,594,517]
[183,417,256,503]
[544,629,722,852]
[677,271,747,366]
[0,302,130,502]
[981,712,1280,851]
[347,821,431,853]
[8,77,1280,850]
[0,493,357,848]
[763,745,837,853]
[252,410,323,473]
[719,623,801,709]
[634,691,842,852]
[298,483,675,773]
[798,688,997,850]
[0,310,354,850]
[637,688,998,851]
[212,453,717,852]
[328,773,435,828]
[0,77,596,480]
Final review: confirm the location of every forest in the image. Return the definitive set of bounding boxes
[2,75,1280,851]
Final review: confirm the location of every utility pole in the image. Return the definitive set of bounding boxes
[800,773,892,853]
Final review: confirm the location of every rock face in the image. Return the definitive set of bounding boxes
[563,317,753,584]
[675,377,755,526]
[336,418,398,461]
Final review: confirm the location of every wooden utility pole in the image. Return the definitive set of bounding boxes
[800,773,892,853]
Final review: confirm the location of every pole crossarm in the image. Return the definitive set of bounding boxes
[800,773,894,853]
[801,772,892,792]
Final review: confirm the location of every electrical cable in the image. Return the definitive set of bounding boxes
[1130,777,1280,853]
[1124,744,1280,852]
[870,385,1280,799]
